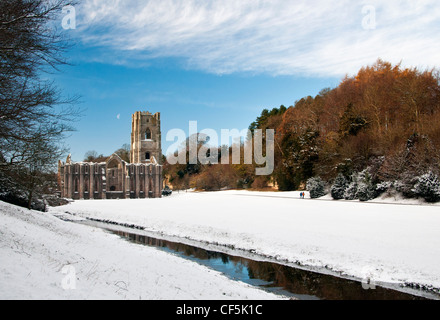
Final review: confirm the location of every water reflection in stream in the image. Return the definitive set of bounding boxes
[106,228,429,300]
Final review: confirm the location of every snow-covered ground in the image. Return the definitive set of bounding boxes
[50,190,440,296]
[0,200,284,300]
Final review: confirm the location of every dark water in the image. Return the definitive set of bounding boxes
[80,220,434,300]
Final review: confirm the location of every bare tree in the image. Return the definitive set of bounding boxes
[114,144,131,162]
[0,0,80,209]
[84,150,99,162]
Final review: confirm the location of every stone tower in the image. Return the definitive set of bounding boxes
[130,111,162,164]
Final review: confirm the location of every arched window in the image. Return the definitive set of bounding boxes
[145,128,152,140]
[145,152,151,161]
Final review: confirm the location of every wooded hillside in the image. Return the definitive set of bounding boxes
[165,60,440,201]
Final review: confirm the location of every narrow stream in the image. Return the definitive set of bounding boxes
[79,219,435,300]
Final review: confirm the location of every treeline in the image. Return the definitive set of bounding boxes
[165,60,440,202]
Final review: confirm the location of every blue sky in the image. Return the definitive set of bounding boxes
[54,0,440,161]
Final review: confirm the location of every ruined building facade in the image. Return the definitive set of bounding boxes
[58,111,163,200]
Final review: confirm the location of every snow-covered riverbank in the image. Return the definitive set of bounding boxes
[50,190,440,295]
[0,200,284,300]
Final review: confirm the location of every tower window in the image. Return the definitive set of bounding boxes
[145,152,151,160]
[145,128,152,140]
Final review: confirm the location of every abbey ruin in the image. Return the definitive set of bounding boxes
[58,111,163,200]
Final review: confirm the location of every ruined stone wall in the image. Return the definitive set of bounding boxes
[59,154,163,200]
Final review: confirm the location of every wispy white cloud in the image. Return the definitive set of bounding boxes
[76,0,440,77]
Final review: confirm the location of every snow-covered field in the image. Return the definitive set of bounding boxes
[0,200,284,300]
[50,190,440,296]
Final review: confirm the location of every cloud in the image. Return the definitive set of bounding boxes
[116,114,120,120]
[76,0,440,77]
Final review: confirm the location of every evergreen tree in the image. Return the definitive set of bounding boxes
[331,173,348,200]
[344,182,358,200]
[413,171,440,203]
[344,173,359,200]
[355,169,376,201]
[306,177,326,199]
[356,181,375,202]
